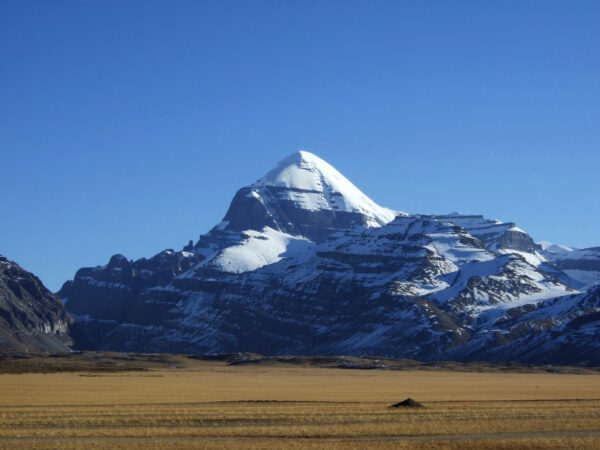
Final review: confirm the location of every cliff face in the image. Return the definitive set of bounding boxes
[58,250,202,323]
[0,255,72,352]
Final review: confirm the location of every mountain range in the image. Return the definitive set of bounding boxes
[3,151,599,363]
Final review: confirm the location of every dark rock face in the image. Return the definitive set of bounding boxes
[59,249,202,324]
[0,255,72,352]
[222,187,279,233]
[496,228,537,253]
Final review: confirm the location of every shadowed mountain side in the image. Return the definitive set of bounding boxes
[0,255,72,352]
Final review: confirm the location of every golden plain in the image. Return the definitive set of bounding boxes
[0,355,599,449]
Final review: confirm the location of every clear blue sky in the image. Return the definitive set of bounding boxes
[1,1,599,291]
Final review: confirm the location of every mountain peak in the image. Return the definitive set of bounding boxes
[256,150,344,191]
[217,150,399,241]
[253,150,398,228]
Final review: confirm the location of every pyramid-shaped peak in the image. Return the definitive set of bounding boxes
[252,150,399,227]
[256,150,344,191]
[257,150,357,192]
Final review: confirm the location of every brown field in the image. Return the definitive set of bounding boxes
[0,353,599,448]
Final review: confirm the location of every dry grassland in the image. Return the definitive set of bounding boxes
[0,358,599,448]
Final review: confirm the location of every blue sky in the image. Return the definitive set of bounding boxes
[1,0,599,291]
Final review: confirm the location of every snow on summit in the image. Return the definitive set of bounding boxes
[254,150,398,226]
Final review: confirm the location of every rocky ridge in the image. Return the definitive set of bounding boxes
[0,255,72,351]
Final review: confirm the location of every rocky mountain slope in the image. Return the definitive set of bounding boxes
[0,255,72,351]
[59,151,600,364]
[538,242,600,289]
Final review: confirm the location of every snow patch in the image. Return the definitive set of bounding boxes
[538,241,574,254]
[499,249,547,267]
[508,226,526,233]
[208,227,313,273]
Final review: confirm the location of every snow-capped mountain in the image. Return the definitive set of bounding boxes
[251,150,398,229]
[59,151,600,364]
[190,151,399,273]
[212,150,398,241]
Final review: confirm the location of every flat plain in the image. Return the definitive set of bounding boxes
[0,353,599,449]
